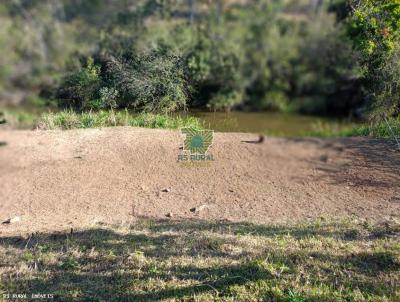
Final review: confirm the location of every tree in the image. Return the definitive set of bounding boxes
[347,0,400,118]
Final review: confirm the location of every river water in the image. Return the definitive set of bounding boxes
[180,111,355,136]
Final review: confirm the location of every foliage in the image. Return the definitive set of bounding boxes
[0,109,40,129]
[56,49,189,114]
[207,91,243,111]
[37,110,203,130]
[99,87,119,110]
[0,0,399,119]
[348,0,400,60]
[368,44,400,119]
[104,49,188,113]
[348,0,400,119]
[350,116,400,138]
[303,116,400,139]
[56,57,102,110]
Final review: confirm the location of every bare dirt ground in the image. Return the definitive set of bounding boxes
[0,127,399,237]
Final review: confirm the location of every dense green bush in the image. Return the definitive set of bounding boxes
[184,27,245,111]
[57,49,189,113]
[347,0,400,119]
[105,49,188,113]
[56,57,102,110]
[348,0,400,60]
[2,0,398,120]
[54,4,363,116]
[242,12,362,115]
[207,91,243,112]
[368,44,400,119]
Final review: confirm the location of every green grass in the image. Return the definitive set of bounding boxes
[37,110,203,130]
[2,108,400,141]
[0,109,40,129]
[349,117,400,139]
[0,218,399,301]
[304,117,400,139]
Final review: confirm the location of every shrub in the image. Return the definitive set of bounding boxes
[102,48,189,114]
[348,0,400,61]
[368,44,400,120]
[347,0,400,119]
[56,48,190,114]
[99,87,119,110]
[259,91,290,112]
[207,91,243,112]
[56,57,102,110]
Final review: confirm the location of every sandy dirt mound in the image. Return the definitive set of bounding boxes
[0,127,399,236]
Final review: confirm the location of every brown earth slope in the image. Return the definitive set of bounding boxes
[0,128,399,237]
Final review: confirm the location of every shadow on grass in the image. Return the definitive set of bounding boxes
[146,218,400,241]
[0,219,399,301]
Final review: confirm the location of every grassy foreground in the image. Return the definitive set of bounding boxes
[0,218,399,301]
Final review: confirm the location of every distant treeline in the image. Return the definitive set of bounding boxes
[0,0,399,119]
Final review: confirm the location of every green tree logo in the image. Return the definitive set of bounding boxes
[181,128,213,155]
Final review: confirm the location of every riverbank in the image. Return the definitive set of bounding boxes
[0,109,203,131]
[2,108,400,139]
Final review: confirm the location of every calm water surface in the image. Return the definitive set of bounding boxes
[181,111,354,136]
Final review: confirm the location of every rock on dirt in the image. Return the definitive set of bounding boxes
[319,155,329,162]
[190,204,209,213]
[2,216,21,224]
